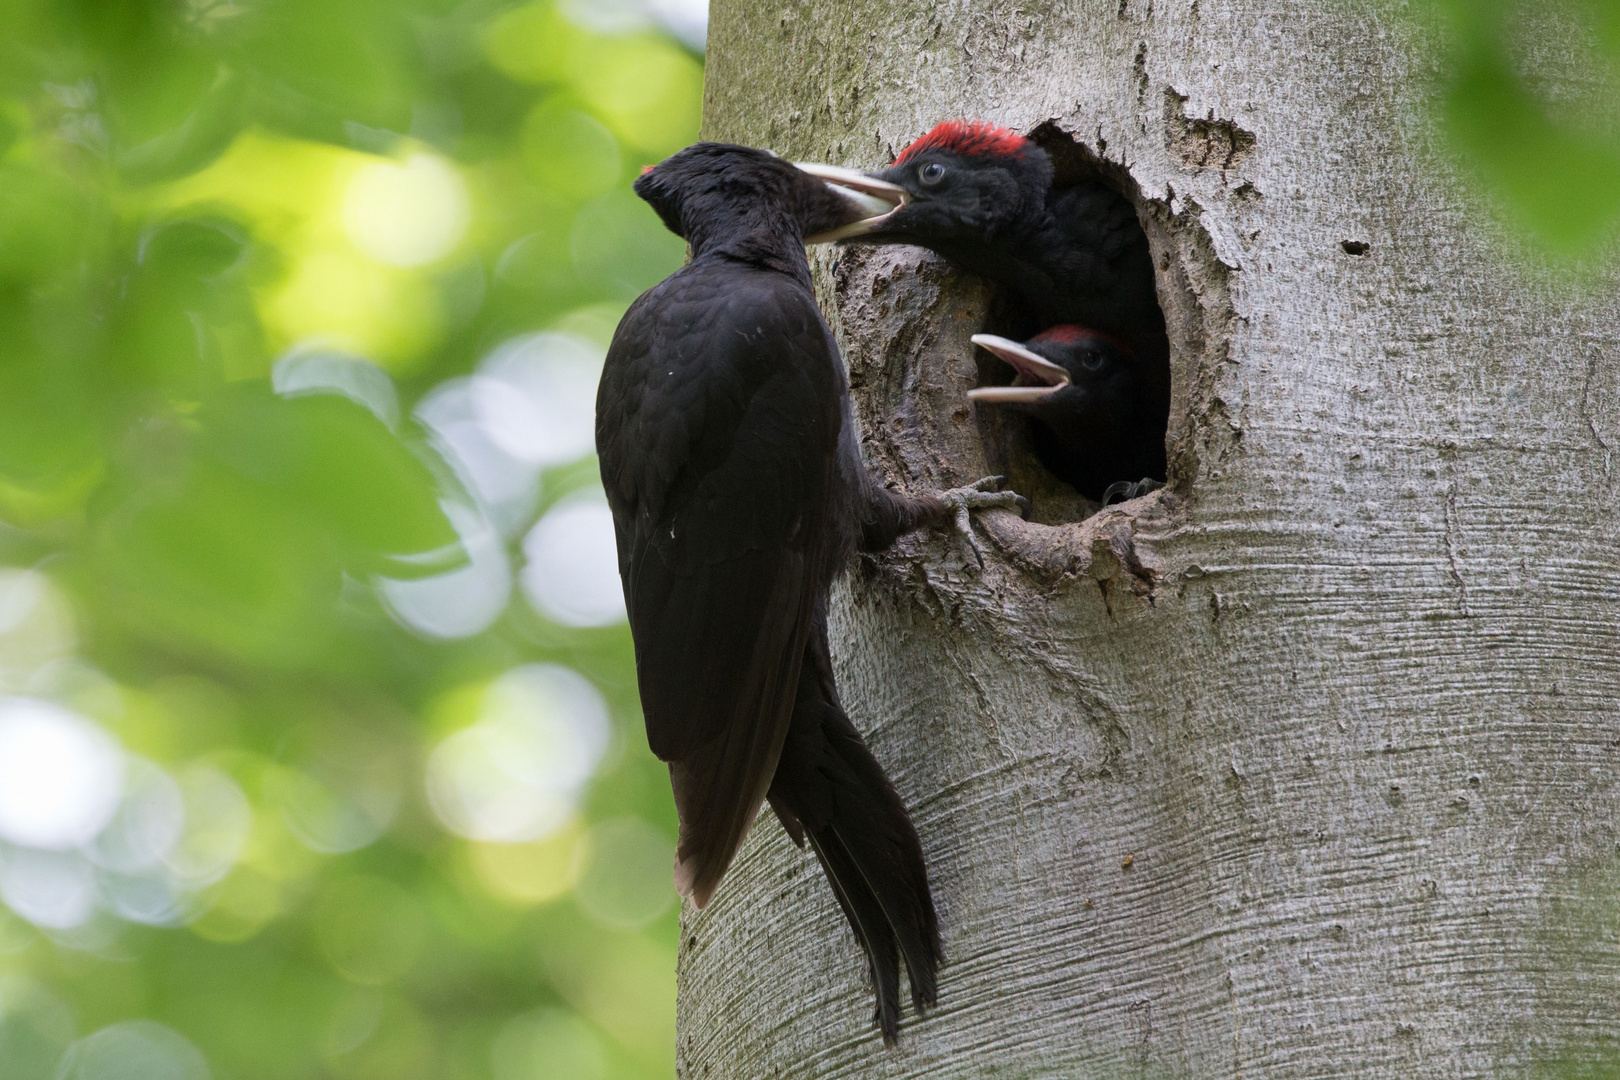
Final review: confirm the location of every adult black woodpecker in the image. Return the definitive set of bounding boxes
[595,141,1021,1042]
[968,326,1165,503]
[797,121,1170,492]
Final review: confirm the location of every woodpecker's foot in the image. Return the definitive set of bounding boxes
[1100,477,1164,507]
[937,476,1027,567]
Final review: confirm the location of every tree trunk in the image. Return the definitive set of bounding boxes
[680,2,1620,1076]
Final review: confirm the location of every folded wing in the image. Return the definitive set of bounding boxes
[597,267,844,906]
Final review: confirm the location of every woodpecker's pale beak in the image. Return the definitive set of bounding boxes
[795,163,908,243]
[967,334,1071,404]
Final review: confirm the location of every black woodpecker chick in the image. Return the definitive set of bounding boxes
[968,326,1166,502]
[798,122,1170,491]
[804,121,1163,339]
[595,142,1020,1043]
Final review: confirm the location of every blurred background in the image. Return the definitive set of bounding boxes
[0,1,699,1077]
[0,1,1616,1078]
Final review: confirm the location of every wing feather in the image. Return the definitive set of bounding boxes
[596,264,843,904]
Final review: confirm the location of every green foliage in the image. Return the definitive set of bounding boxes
[1431,0,1620,253]
[0,2,697,1078]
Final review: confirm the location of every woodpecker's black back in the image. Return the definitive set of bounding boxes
[596,143,944,1042]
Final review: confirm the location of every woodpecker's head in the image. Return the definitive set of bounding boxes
[633,142,907,253]
[796,121,1052,244]
[967,325,1138,415]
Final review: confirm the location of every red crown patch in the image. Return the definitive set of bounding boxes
[1032,325,1089,345]
[894,120,1032,164]
[1032,325,1135,357]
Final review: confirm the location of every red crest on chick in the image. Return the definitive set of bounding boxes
[1032,324,1136,357]
[894,119,1032,164]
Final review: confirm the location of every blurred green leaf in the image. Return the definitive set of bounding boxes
[0,163,98,285]
[0,162,106,522]
[90,455,340,665]
[0,2,687,1077]
[116,69,247,186]
[1432,0,1620,252]
[569,34,701,156]
[115,217,262,398]
[483,3,588,86]
[239,0,423,141]
[522,100,623,201]
[571,188,686,298]
[204,389,459,565]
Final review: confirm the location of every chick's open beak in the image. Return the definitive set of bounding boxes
[967,334,1071,404]
[794,162,908,243]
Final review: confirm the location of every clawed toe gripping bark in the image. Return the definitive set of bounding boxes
[936,475,1027,567]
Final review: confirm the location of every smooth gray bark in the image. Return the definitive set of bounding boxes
[679,3,1620,1077]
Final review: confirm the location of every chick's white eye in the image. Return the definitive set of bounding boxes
[918,162,946,185]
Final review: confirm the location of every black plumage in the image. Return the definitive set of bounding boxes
[968,326,1165,502]
[871,122,1160,338]
[596,142,1018,1041]
[797,121,1170,495]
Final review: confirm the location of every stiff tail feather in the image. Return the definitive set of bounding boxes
[768,621,941,1043]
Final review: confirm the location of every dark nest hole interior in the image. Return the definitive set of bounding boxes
[969,124,1171,527]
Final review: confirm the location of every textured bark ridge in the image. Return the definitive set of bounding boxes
[681,2,1620,1077]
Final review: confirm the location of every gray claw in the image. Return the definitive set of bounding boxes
[1101,477,1164,507]
[1100,481,1135,506]
[938,476,1026,568]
